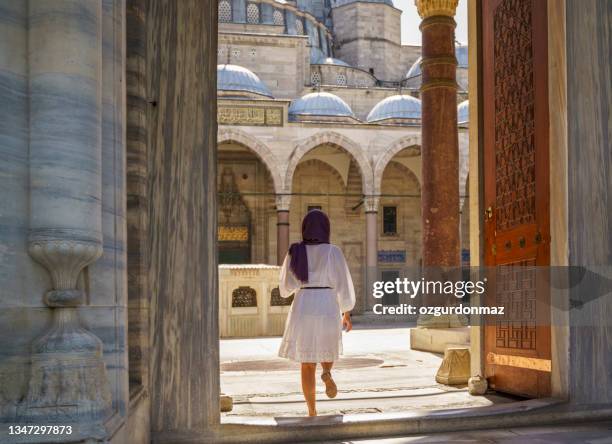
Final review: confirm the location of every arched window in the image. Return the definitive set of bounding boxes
[218,0,232,23]
[247,3,260,24]
[336,73,347,86]
[295,18,304,35]
[273,9,284,26]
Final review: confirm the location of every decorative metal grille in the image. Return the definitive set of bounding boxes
[270,287,293,306]
[311,71,321,86]
[232,286,257,307]
[231,48,241,59]
[249,48,257,57]
[273,9,284,26]
[219,0,232,23]
[247,3,260,24]
[295,18,304,35]
[495,260,537,350]
[336,73,347,86]
[493,0,536,232]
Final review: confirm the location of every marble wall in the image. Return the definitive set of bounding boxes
[0,0,128,441]
[566,0,612,405]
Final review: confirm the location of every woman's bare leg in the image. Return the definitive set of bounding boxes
[321,362,333,373]
[301,363,317,416]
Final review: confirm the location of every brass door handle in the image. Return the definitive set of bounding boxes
[485,206,493,220]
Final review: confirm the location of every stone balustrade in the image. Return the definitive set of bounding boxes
[219,264,291,338]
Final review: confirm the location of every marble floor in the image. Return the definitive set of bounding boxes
[220,326,516,418]
[306,420,612,443]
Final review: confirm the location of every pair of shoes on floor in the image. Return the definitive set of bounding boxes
[320,371,337,398]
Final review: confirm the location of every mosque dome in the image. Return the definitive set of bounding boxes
[217,64,273,98]
[332,0,394,7]
[458,99,469,126]
[314,57,352,67]
[367,94,421,123]
[289,92,355,118]
[404,44,469,80]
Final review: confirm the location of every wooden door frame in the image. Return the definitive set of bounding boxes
[468,0,570,399]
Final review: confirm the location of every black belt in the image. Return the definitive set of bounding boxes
[300,286,332,290]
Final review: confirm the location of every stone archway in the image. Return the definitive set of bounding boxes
[374,134,421,195]
[284,131,373,195]
[218,127,283,193]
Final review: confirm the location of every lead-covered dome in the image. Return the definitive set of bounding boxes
[289,92,355,119]
[404,45,469,90]
[217,64,273,98]
[458,99,469,126]
[367,95,421,124]
[314,57,351,67]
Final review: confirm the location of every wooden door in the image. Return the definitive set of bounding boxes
[482,0,551,398]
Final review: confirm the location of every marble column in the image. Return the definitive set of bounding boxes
[276,195,291,265]
[415,0,462,328]
[365,196,380,312]
[147,0,219,438]
[24,0,111,440]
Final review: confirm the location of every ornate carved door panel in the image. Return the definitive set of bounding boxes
[483,0,551,398]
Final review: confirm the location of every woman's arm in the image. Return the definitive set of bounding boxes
[279,253,300,298]
[331,246,356,313]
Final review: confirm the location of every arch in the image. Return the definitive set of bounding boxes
[218,127,283,193]
[374,134,421,195]
[381,160,421,194]
[284,131,373,195]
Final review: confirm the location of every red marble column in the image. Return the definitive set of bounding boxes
[419,14,460,268]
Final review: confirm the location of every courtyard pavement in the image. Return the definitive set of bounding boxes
[220,326,515,418]
[304,420,612,443]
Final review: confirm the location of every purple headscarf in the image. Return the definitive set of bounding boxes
[289,209,330,283]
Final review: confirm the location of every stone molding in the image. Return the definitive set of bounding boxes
[415,0,459,19]
[28,232,102,304]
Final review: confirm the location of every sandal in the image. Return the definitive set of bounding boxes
[321,371,337,398]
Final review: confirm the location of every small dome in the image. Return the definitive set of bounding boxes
[404,45,469,80]
[332,0,393,7]
[458,100,469,126]
[217,64,273,98]
[314,57,351,67]
[289,92,354,118]
[367,95,421,123]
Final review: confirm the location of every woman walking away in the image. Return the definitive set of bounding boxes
[278,209,356,416]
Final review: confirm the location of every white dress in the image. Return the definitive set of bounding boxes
[277,243,356,363]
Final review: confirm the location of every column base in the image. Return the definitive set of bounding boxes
[435,346,471,385]
[410,324,470,353]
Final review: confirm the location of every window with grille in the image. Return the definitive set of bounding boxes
[232,48,241,59]
[311,71,321,85]
[336,73,347,86]
[247,3,260,24]
[383,206,397,235]
[219,0,232,23]
[295,18,304,35]
[273,9,284,26]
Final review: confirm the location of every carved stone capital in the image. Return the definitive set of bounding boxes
[415,0,459,18]
[275,194,291,212]
[364,196,380,213]
[28,229,102,306]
